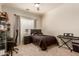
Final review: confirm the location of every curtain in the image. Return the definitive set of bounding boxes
[14,14,21,45]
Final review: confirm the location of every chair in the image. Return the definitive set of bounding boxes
[57,33,74,52]
[6,30,19,56]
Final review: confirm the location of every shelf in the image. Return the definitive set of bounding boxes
[0,42,6,44]
[0,16,6,19]
[0,12,8,55]
[0,16,8,21]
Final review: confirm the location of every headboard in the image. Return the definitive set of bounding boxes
[30,29,43,35]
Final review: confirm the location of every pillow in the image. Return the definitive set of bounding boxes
[31,32,43,36]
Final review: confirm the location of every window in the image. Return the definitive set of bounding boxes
[20,17,35,44]
[20,17,35,29]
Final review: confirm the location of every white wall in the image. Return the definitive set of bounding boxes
[7,13,16,37]
[42,4,79,46]
[42,4,79,36]
[0,4,2,11]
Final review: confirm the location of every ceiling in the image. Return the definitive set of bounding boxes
[2,3,63,15]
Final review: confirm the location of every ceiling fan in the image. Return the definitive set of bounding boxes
[34,3,40,11]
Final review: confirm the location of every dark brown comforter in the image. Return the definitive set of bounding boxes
[31,35,58,50]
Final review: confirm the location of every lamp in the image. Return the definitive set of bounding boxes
[34,3,40,11]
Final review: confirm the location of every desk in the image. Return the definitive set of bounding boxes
[57,35,79,52]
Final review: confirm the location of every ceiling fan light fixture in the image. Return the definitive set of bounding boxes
[34,3,40,8]
[34,3,40,11]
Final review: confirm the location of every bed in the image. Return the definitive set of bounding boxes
[31,29,58,50]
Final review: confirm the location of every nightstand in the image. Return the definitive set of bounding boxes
[23,36,32,45]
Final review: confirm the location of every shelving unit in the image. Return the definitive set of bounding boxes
[0,20,6,49]
[0,12,8,55]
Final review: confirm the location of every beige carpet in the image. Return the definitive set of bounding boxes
[13,43,79,56]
